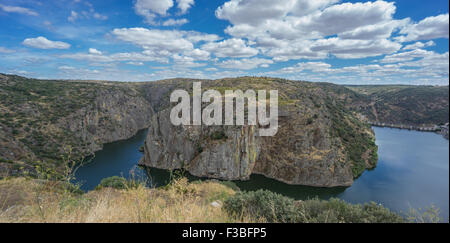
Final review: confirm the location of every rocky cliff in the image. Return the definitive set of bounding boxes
[140,77,377,187]
[0,74,153,176]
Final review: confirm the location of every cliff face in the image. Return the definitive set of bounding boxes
[140,109,260,180]
[58,88,154,152]
[139,104,374,187]
[140,78,377,187]
[0,74,153,176]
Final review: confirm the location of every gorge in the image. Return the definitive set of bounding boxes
[0,74,448,189]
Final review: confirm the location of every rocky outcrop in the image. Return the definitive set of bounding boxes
[58,88,154,153]
[140,100,375,187]
[139,109,260,180]
[0,74,154,173]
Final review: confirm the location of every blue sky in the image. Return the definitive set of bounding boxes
[0,0,448,84]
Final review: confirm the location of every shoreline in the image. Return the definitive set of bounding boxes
[369,122,449,139]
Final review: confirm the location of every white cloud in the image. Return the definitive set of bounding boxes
[126,62,145,66]
[112,28,194,53]
[162,18,189,26]
[185,32,220,43]
[397,14,449,42]
[172,54,206,67]
[216,58,273,70]
[217,0,407,61]
[216,0,294,26]
[266,50,449,85]
[68,11,78,22]
[338,19,408,40]
[89,48,102,55]
[0,4,38,16]
[176,0,194,14]
[402,41,435,50]
[93,12,108,20]
[311,38,401,59]
[277,62,332,73]
[184,48,210,60]
[134,0,174,24]
[380,49,432,63]
[202,38,258,58]
[23,37,71,49]
[61,51,169,63]
[58,65,76,70]
[299,1,397,37]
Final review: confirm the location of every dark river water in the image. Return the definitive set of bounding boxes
[75,127,449,219]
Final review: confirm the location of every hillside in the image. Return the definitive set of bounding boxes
[0,74,154,177]
[346,85,449,126]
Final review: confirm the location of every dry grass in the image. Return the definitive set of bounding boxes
[0,177,246,223]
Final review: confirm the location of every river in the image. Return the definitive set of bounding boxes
[75,127,449,219]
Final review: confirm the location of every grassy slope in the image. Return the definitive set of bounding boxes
[0,177,239,223]
[1,177,426,223]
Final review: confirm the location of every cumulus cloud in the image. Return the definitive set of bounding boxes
[402,41,435,50]
[216,0,294,26]
[112,27,195,53]
[0,4,38,16]
[23,37,71,49]
[89,48,102,55]
[397,14,449,42]
[202,38,258,58]
[277,62,332,73]
[380,49,433,63]
[311,38,401,59]
[134,0,174,24]
[61,28,217,65]
[162,18,189,26]
[267,50,448,84]
[61,51,169,63]
[216,0,411,61]
[216,58,273,70]
[176,0,194,14]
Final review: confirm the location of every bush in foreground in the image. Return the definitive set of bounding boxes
[224,189,406,223]
[96,176,128,190]
[223,190,298,222]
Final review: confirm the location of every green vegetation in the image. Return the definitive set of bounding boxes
[224,189,405,223]
[96,176,128,190]
[325,98,378,177]
[224,189,298,222]
[210,130,228,140]
[0,74,148,177]
[0,174,443,223]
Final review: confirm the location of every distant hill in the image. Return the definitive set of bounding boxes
[346,85,449,126]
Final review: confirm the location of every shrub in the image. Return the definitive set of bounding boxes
[224,190,406,223]
[296,198,405,223]
[210,131,227,140]
[223,189,297,222]
[96,176,127,190]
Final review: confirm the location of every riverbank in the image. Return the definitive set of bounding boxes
[369,122,449,139]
